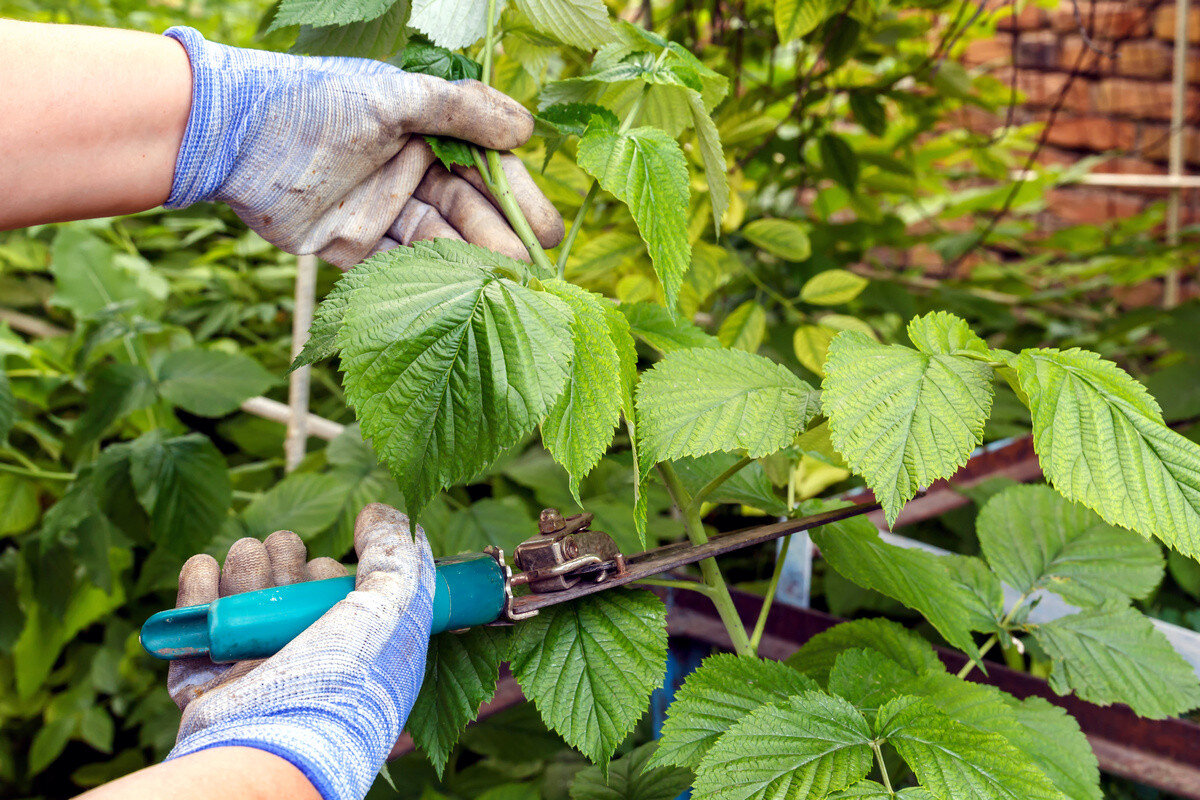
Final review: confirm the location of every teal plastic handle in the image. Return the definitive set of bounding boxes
[140,553,506,662]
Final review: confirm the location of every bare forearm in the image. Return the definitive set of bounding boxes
[75,746,322,800]
[0,19,191,228]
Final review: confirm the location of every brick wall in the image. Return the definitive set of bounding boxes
[956,0,1200,230]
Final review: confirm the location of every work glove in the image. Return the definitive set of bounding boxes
[164,27,564,267]
[165,504,435,800]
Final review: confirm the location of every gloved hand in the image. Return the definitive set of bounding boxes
[166,504,435,800]
[164,27,564,267]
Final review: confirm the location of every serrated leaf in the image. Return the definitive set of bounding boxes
[271,0,396,30]
[334,243,573,516]
[618,302,719,354]
[392,42,482,79]
[673,453,787,515]
[1007,697,1101,800]
[437,496,535,557]
[571,742,692,800]
[292,0,410,57]
[775,0,830,41]
[692,691,873,800]
[293,259,378,370]
[717,300,766,352]
[1030,601,1200,718]
[823,328,994,525]
[513,0,612,49]
[1012,347,1200,560]
[742,219,811,261]
[800,270,868,306]
[509,590,667,764]
[827,648,921,709]
[877,696,1065,800]
[158,349,275,418]
[684,88,729,230]
[426,136,476,169]
[407,627,508,776]
[653,654,818,769]
[637,348,818,463]
[577,117,691,310]
[809,513,986,659]
[70,363,155,450]
[829,781,892,799]
[541,282,622,499]
[786,618,942,683]
[906,311,990,358]
[408,0,489,48]
[977,484,1163,606]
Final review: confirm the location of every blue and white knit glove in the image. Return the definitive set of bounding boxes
[164,27,563,267]
[165,504,435,800]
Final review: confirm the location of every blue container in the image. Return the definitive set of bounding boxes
[140,553,507,662]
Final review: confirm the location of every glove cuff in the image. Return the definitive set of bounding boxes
[162,27,299,209]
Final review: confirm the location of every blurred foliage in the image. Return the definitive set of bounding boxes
[1,0,1198,796]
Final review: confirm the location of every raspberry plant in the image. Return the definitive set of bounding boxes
[277,0,1200,796]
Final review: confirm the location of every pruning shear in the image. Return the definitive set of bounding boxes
[140,502,878,663]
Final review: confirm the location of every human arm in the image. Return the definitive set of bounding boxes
[0,19,191,226]
[77,504,436,800]
[0,22,563,265]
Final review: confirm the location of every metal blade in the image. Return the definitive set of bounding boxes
[507,500,881,616]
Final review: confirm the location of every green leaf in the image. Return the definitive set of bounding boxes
[509,590,667,764]
[1007,696,1101,800]
[0,549,23,652]
[0,473,38,536]
[829,781,891,799]
[425,136,476,170]
[513,0,613,49]
[787,618,941,684]
[905,310,991,358]
[818,134,859,190]
[742,219,811,261]
[571,742,693,800]
[334,243,573,516]
[822,327,994,525]
[158,349,275,418]
[407,627,508,777]
[1012,347,1200,560]
[692,691,874,800]
[809,513,986,658]
[684,88,729,230]
[577,117,691,310]
[977,484,1163,606]
[272,0,398,31]
[1030,601,1200,718]
[29,717,74,774]
[793,324,837,376]
[241,472,347,540]
[636,348,818,463]
[800,270,868,306]
[392,42,482,80]
[717,301,766,352]
[775,0,829,41]
[877,696,1065,800]
[653,653,818,769]
[49,228,164,318]
[292,0,410,58]
[436,496,536,557]
[71,364,155,450]
[618,302,719,354]
[673,453,787,515]
[541,282,623,499]
[848,92,886,136]
[827,648,920,709]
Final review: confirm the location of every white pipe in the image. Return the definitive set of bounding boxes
[284,254,318,470]
[1010,171,1200,189]
[239,396,344,441]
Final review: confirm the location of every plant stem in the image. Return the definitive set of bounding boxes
[472,0,555,278]
[748,533,790,653]
[658,462,754,656]
[0,461,76,481]
[956,589,1032,679]
[554,82,653,275]
[689,455,753,513]
[871,741,895,796]
[637,577,716,597]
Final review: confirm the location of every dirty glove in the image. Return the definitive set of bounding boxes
[165,504,435,800]
[164,27,563,267]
